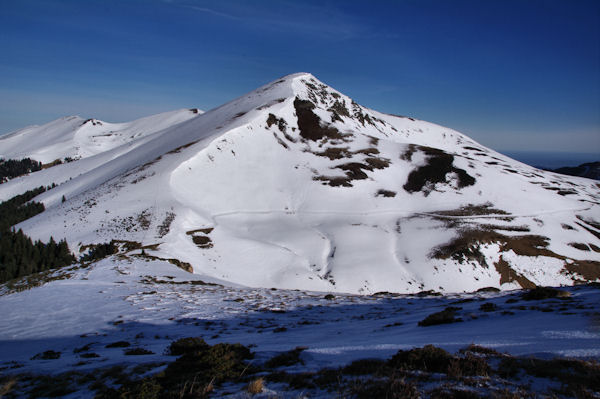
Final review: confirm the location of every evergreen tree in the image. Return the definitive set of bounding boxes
[0,187,76,284]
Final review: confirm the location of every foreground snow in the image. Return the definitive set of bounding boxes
[1,257,598,377]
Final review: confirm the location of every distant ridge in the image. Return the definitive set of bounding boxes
[547,161,600,181]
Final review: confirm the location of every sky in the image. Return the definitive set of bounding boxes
[0,0,599,153]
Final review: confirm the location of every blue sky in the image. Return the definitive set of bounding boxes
[0,0,599,153]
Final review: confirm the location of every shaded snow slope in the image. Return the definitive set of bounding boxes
[1,258,599,378]
[2,73,599,294]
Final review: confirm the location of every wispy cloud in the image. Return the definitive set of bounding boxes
[184,5,241,20]
[163,0,379,41]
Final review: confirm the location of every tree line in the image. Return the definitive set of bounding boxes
[0,186,76,284]
[0,158,42,183]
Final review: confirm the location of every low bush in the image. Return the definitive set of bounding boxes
[265,346,306,368]
[105,341,131,348]
[124,348,154,356]
[521,286,571,300]
[479,302,498,312]
[348,376,420,399]
[31,350,61,360]
[343,358,387,375]
[389,345,453,373]
[418,308,462,326]
[166,337,209,356]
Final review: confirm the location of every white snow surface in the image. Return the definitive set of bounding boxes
[1,72,599,294]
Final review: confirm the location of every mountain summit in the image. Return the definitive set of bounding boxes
[2,73,599,293]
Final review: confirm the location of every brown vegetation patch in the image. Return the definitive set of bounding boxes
[335,162,370,180]
[418,308,462,327]
[186,228,214,250]
[365,156,390,169]
[313,175,353,187]
[478,224,530,232]
[376,189,396,198]
[351,101,377,127]
[400,144,418,162]
[313,146,379,161]
[266,113,287,133]
[521,286,571,300]
[314,147,352,160]
[157,212,175,238]
[314,153,391,187]
[356,147,379,156]
[569,242,590,251]
[165,140,199,155]
[463,146,485,152]
[328,99,350,122]
[459,344,502,356]
[191,236,211,247]
[348,377,419,399]
[564,260,600,281]
[272,132,289,149]
[265,347,307,368]
[434,203,510,217]
[494,257,536,288]
[403,146,475,194]
[41,159,63,169]
[246,377,264,394]
[431,229,578,287]
[294,98,347,142]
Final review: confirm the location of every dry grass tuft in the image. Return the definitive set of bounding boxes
[246,377,264,394]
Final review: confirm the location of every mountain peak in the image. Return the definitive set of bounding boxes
[2,75,599,294]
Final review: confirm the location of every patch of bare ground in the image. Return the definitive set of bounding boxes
[376,189,396,197]
[575,216,600,240]
[314,156,391,187]
[494,257,536,288]
[328,99,350,122]
[431,230,577,288]
[463,146,486,152]
[569,242,591,251]
[186,228,214,249]
[400,144,418,162]
[564,260,600,281]
[294,98,348,142]
[434,203,510,217]
[314,146,353,160]
[403,146,476,194]
[266,113,287,133]
[157,211,175,238]
[134,252,193,273]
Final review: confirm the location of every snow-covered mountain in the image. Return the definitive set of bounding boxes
[1,73,599,294]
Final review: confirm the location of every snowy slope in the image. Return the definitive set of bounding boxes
[0,108,201,164]
[2,73,599,294]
